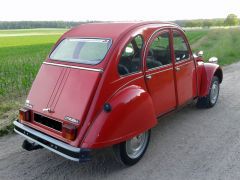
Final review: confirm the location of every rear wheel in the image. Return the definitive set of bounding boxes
[197,76,220,108]
[113,130,151,166]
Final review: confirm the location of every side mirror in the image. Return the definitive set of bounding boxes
[197,51,204,57]
[208,57,218,64]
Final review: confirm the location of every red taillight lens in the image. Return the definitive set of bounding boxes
[62,124,76,140]
[19,108,30,122]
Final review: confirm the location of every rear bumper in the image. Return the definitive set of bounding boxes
[13,120,90,162]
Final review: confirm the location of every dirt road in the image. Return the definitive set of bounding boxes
[1,62,240,180]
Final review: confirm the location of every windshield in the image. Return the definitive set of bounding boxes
[50,38,111,65]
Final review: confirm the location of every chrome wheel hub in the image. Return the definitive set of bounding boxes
[210,81,219,104]
[126,132,149,159]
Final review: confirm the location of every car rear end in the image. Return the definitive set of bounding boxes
[14,37,112,162]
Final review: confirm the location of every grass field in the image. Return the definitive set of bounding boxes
[0,30,66,98]
[186,28,240,65]
[0,29,66,135]
[0,27,240,136]
[0,28,66,36]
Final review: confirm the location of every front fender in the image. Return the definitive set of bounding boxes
[81,85,157,148]
[199,63,223,97]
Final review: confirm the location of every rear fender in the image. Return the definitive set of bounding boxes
[199,63,223,97]
[81,85,157,148]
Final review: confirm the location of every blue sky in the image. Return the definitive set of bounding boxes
[1,0,239,21]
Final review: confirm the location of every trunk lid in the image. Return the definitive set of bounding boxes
[27,63,101,126]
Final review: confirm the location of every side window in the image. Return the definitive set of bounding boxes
[146,32,171,69]
[118,35,143,75]
[173,31,190,62]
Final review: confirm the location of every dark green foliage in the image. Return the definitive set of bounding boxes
[224,14,239,26]
[0,21,99,29]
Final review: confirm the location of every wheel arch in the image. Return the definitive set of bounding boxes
[81,85,157,149]
[199,63,223,97]
[214,67,223,84]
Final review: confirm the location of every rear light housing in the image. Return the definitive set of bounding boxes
[19,108,31,122]
[62,123,77,140]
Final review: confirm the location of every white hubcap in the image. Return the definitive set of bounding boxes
[210,81,219,104]
[126,132,149,159]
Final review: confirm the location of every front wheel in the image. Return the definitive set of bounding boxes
[113,130,151,166]
[197,76,220,108]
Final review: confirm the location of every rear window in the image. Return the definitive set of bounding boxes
[50,38,111,65]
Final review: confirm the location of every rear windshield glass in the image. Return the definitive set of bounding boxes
[50,38,111,65]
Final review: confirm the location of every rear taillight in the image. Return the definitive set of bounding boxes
[62,124,76,140]
[19,108,31,122]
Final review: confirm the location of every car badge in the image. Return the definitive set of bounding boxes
[64,116,80,124]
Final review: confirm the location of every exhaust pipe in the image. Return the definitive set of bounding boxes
[22,139,43,151]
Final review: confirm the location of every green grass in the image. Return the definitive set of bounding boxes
[0,36,63,98]
[186,28,240,65]
[0,35,61,47]
[185,29,209,44]
[0,29,67,135]
[0,28,66,35]
[0,27,240,136]
[0,123,14,136]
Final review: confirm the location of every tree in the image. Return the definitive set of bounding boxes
[203,20,213,28]
[213,19,225,26]
[225,14,239,26]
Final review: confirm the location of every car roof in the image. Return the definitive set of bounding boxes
[62,21,182,41]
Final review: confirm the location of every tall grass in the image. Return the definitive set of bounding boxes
[0,31,65,132]
[0,47,48,97]
[185,29,208,45]
[186,28,240,65]
[0,34,63,99]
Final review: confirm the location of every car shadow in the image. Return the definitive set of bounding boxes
[6,101,213,179]
[36,102,202,177]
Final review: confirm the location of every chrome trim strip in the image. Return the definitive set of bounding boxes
[146,64,173,72]
[13,121,81,153]
[14,128,79,161]
[43,62,103,72]
[143,28,172,58]
[147,67,173,75]
[176,60,193,67]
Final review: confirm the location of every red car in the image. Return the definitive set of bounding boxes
[14,22,223,166]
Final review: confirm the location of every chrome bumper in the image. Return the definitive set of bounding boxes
[13,120,90,162]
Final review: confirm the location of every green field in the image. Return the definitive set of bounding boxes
[0,28,66,35]
[0,28,240,136]
[0,29,66,98]
[185,28,240,65]
[0,29,67,135]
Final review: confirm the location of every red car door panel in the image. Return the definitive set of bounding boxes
[175,60,197,105]
[145,65,176,115]
[145,30,177,116]
[172,30,197,105]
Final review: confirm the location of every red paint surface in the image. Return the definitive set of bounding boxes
[22,22,223,148]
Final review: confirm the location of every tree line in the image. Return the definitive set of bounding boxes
[0,14,239,29]
[0,21,96,29]
[176,14,240,28]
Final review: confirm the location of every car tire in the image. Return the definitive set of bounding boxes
[197,76,220,108]
[113,130,151,166]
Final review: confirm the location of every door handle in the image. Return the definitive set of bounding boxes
[175,67,181,71]
[146,75,152,80]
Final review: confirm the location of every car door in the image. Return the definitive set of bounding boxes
[172,30,197,105]
[144,30,177,116]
